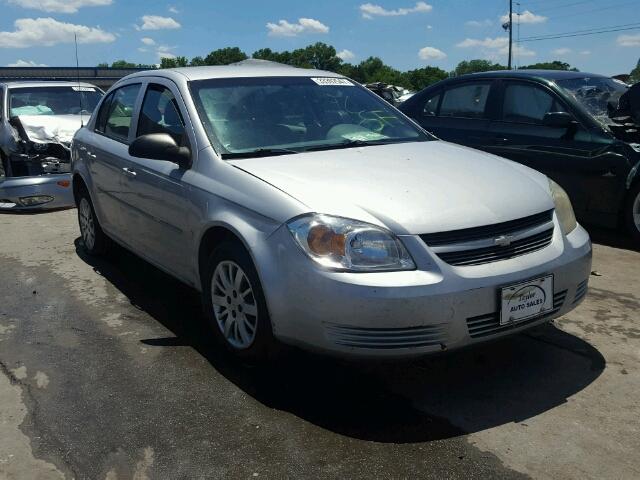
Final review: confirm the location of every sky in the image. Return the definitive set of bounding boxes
[0,0,638,75]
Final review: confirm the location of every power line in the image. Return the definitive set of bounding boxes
[518,22,640,42]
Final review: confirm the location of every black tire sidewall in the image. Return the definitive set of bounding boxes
[626,183,640,242]
[202,242,274,362]
[77,188,108,255]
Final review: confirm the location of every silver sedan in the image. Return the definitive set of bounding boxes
[71,63,592,360]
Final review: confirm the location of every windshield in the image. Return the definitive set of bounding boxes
[556,77,628,125]
[189,76,430,158]
[8,86,103,117]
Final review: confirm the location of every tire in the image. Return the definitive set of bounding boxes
[202,242,275,362]
[76,187,109,255]
[625,182,640,244]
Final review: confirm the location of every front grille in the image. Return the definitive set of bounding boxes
[466,290,567,339]
[325,324,447,349]
[437,229,554,266]
[573,279,589,304]
[420,210,553,246]
[420,210,554,267]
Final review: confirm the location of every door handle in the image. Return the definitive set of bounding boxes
[122,167,137,177]
[493,137,510,145]
[86,151,97,159]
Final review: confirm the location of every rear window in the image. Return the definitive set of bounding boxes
[440,83,491,119]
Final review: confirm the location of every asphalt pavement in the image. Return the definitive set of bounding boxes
[0,209,638,479]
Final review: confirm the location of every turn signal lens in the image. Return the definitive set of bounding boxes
[56,180,71,188]
[307,224,346,256]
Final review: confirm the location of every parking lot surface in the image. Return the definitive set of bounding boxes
[0,209,638,479]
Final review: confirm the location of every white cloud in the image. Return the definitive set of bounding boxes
[579,50,591,55]
[457,36,509,49]
[360,2,432,19]
[139,15,181,30]
[156,45,176,59]
[500,10,547,24]
[337,49,355,61]
[552,47,571,56]
[457,36,535,58]
[418,46,446,60]
[141,37,156,45]
[0,17,115,48]
[7,0,112,14]
[426,24,432,30]
[266,18,329,37]
[168,6,179,14]
[617,33,640,47]
[7,59,47,67]
[465,19,493,27]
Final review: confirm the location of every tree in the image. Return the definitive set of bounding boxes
[629,59,640,84]
[401,66,448,91]
[203,47,248,65]
[110,60,138,68]
[160,56,188,68]
[520,61,578,71]
[453,59,505,76]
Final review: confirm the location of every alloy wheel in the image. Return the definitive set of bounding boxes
[79,197,96,251]
[210,261,258,349]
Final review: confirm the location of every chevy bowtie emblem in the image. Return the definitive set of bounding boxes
[494,235,513,247]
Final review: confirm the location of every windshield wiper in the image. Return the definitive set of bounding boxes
[303,138,388,152]
[221,147,300,159]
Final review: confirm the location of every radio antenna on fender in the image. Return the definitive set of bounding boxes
[74,32,84,127]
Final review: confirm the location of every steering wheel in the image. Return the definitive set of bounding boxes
[358,116,385,133]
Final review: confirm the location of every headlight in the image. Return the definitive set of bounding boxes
[549,179,577,234]
[287,214,416,272]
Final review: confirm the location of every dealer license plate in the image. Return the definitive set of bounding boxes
[500,275,553,325]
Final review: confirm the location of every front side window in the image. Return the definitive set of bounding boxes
[189,76,432,158]
[137,84,185,144]
[440,83,491,119]
[8,86,102,117]
[502,83,566,125]
[422,92,440,117]
[98,84,140,142]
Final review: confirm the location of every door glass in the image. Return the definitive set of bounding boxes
[440,83,490,119]
[137,84,186,144]
[103,84,140,142]
[422,93,440,117]
[502,84,566,124]
[95,92,113,133]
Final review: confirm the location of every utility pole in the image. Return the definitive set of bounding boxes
[508,0,513,69]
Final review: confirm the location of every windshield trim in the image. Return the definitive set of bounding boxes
[188,76,432,159]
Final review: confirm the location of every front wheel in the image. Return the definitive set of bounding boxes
[77,188,109,255]
[625,182,640,244]
[202,242,275,362]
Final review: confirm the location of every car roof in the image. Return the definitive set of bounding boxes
[1,80,99,89]
[455,69,609,82]
[121,60,342,83]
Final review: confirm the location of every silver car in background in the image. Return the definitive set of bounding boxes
[0,81,103,210]
[72,63,592,361]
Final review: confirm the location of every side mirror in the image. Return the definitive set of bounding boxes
[128,133,191,168]
[543,111,575,128]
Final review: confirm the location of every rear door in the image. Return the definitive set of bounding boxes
[86,82,142,237]
[408,80,497,150]
[119,80,195,280]
[488,80,625,220]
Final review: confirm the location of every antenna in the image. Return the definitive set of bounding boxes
[75,32,84,127]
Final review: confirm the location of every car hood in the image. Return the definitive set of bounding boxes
[13,114,83,146]
[228,141,554,235]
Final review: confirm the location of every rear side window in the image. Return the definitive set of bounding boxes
[422,92,440,117]
[440,83,491,119]
[502,83,567,125]
[96,84,140,142]
[137,84,185,144]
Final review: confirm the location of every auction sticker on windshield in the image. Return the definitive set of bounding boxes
[500,275,553,325]
[310,77,353,86]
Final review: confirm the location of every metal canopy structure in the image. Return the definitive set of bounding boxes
[0,67,148,89]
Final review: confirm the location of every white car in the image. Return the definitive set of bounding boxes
[71,63,592,360]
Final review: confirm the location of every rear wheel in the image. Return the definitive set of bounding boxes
[202,242,275,362]
[625,182,640,244]
[77,188,109,255]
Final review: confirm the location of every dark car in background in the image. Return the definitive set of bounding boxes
[399,70,640,243]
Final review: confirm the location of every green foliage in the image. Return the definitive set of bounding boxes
[202,47,248,65]
[253,42,341,71]
[453,59,505,76]
[520,61,578,71]
[630,59,640,84]
[401,66,449,91]
[160,56,189,68]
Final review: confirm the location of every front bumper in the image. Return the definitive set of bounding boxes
[0,174,74,211]
[257,216,592,358]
